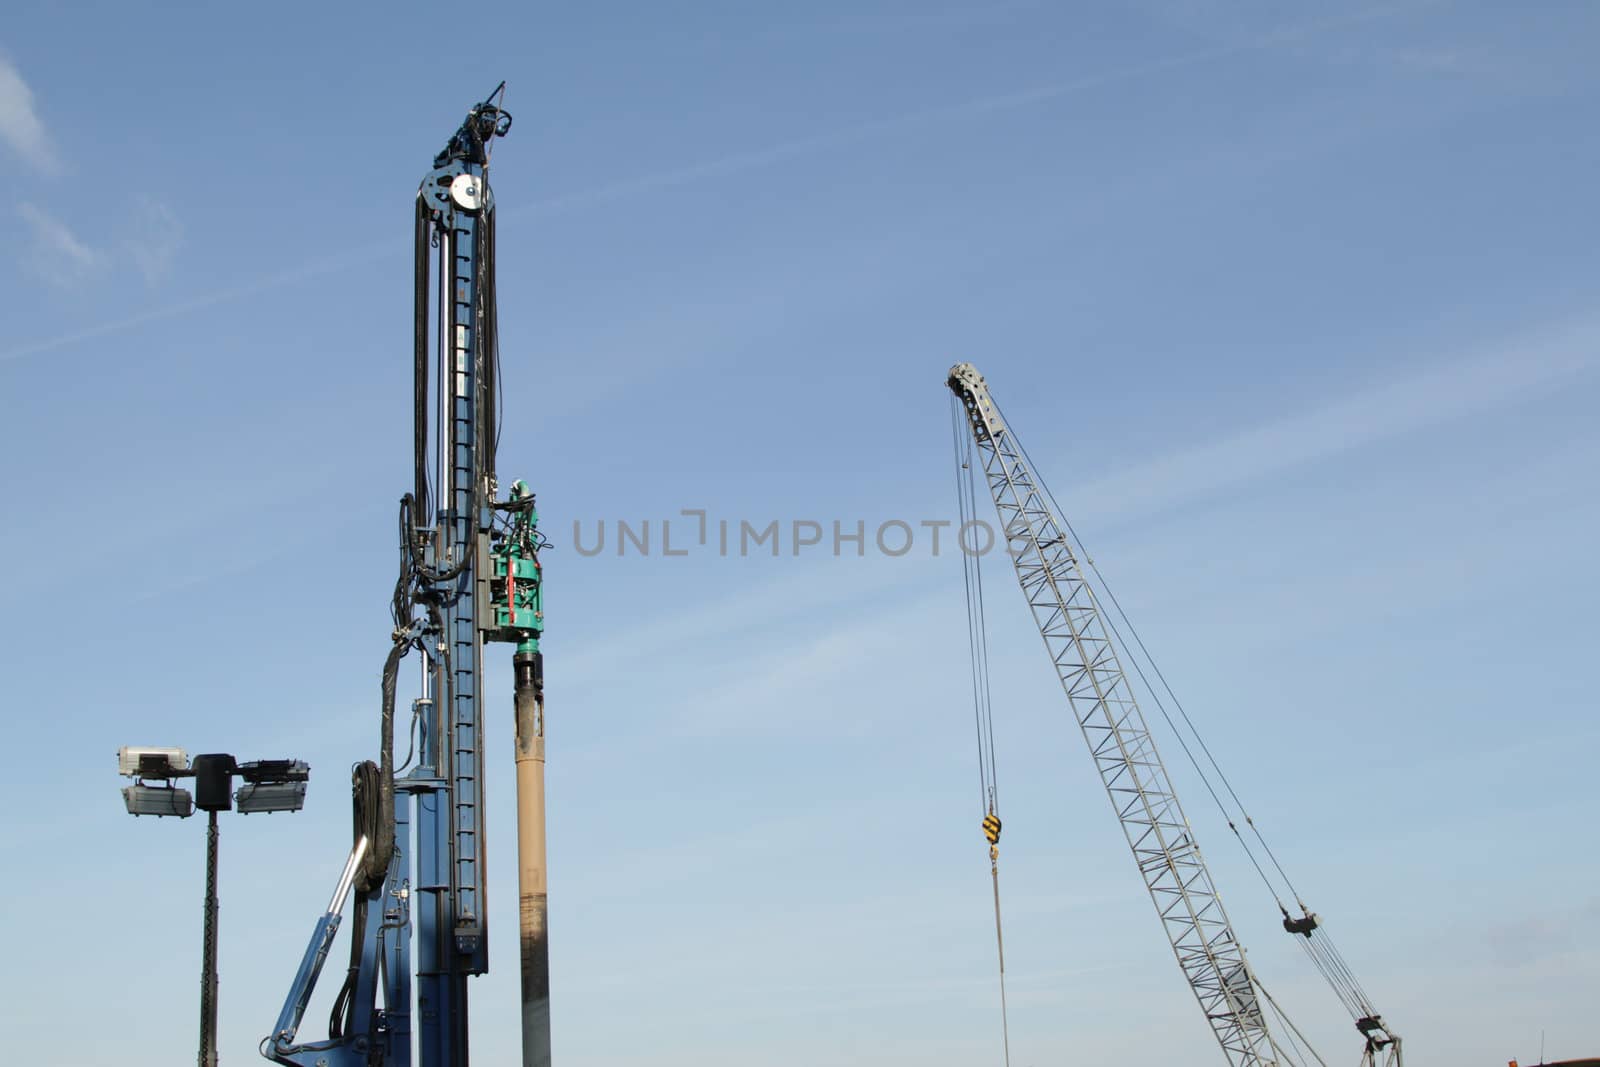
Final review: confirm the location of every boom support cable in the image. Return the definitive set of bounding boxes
[1257,976,1331,1067]
[943,362,1352,1067]
[994,399,1296,906]
[988,389,1396,1058]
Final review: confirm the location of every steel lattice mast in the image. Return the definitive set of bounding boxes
[947,362,1282,1067]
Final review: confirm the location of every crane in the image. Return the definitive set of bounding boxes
[946,362,1400,1067]
[262,84,552,1067]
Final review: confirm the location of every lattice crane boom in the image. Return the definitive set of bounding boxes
[947,362,1283,1067]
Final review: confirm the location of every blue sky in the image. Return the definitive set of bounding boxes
[1,1,1597,1064]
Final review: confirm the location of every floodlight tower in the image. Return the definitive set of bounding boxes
[118,747,310,1067]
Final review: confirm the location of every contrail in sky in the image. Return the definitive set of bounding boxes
[1062,316,1600,525]
[0,4,1417,365]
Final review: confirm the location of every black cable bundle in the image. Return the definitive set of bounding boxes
[331,759,388,1039]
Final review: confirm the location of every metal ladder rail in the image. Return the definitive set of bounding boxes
[445,199,488,975]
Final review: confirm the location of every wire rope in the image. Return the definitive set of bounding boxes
[951,392,1011,1067]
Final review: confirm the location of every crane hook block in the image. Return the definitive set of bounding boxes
[982,813,1002,845]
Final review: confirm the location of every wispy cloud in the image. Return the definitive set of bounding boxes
[124,197,184,286]
[1445,897,1600,968]
[9,197,188,294]
[17,202,103,286]
[675,592,939,737]
[0,4,1416,364]
[1059,317,1600,523]
[0,56,59,173]
[510,6,1404,224]
[0,240,396,362]
[0,59,185,293]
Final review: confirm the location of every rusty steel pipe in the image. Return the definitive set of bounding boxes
[513,651,550,1066]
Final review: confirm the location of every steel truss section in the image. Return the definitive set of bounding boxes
[949,363,1282,1067]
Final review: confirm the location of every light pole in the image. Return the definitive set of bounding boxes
[119,747,310,1067]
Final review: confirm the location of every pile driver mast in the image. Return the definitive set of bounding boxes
[946,362,1399,1067]
[264,85,552,1067]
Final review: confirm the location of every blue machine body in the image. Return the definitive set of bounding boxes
[265,85,541,1067]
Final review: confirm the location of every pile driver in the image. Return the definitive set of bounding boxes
[263,84,552,1067]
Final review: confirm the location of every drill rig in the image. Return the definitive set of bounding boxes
[263,84,552,1067]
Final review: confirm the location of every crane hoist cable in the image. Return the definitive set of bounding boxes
[993,392,1399,1063]
[946,363,1320,1066]
[951,395,1011,1067]
[985,817,1011,1067]
[951,396,999,816]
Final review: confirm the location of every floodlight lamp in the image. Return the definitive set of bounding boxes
[236,759,310,785]
[118,746,190,779]
[234,781,308,814]
[123,783,195,818]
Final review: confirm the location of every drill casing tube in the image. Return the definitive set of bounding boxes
[514,650,550,1067]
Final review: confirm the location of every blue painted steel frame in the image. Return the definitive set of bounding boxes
[445,168,490,975]
[264,93,504,1067]
[265,814,409,1067]
[386,787,414,1062]
[413,145,493,1067]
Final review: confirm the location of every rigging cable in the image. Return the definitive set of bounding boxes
[1257,974,1331,1067]
[950,394,1010,1067]
[991,394,1294,905]
[990,393,1377,1040]
[950,397,1000,814]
